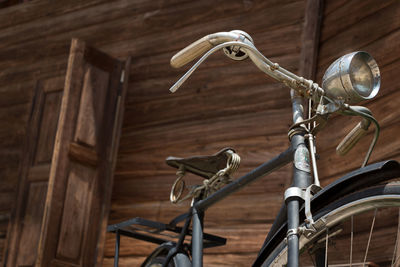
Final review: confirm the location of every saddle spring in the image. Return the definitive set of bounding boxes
[170,150,240,204]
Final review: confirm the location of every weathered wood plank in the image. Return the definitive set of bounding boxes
[125,54,300,108]
[0,0,303,70]
[316,28,400,83]
[124,83,292,130]
[0,192,13,213]
[317,1,400,73]
[119,108,292,153]
[321,0,396,42]
[0,0,109,30]
[298,0,323,79]
[116,134,290,173]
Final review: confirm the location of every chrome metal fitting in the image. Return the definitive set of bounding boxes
[287,228,302,238]
[284,187,305,201]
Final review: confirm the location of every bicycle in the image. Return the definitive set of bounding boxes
[107,30,400,267]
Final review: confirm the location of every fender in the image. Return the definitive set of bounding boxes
[253,160,400,267]
[141,242,191,267]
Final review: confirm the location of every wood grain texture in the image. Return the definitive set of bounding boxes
[315,0,400,188]
[0,0,399,266]
[4,76,64,267]
[35,39,128,267]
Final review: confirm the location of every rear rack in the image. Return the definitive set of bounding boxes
[107,216,226,266]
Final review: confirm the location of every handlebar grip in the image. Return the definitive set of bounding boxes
[170,36,213,68]
[336,121,368,156]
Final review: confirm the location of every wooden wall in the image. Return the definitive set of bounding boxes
[316,0,400,186]
[104,0,305,265]
[0,0,399,266]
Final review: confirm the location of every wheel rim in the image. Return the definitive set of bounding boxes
[266,195,400,267]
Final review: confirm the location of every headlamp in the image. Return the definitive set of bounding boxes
[322,51,380,104]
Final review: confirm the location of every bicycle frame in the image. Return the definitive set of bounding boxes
[108,31,385,267]
[183,92,311,267]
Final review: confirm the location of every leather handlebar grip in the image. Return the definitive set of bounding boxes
[170,36,213,68]
[336,122,368,156]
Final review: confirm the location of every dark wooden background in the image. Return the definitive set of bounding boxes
[0,0,399,266]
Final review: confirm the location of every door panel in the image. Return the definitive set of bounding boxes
[5,39,130,267]
[5,76,64,267]
[36,39,130,267]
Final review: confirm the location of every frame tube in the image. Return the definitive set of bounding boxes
[114,230,120,267]
[192,208,204,267]
[287,199,300,267]
[194,147,294,212]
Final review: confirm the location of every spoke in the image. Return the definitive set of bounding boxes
[350,215,353,267]
[325,229,329,267]
[392,208,400,267]
[363,209,377,267]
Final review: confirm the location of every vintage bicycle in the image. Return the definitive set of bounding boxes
[107,30,400,267]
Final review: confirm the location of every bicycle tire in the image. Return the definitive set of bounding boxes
[144,256,175,267]
[142,249,191,267]
[263,181,400,267]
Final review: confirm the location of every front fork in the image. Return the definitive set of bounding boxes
[286,133,313,267]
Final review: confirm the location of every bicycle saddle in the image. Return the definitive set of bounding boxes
[166,148,235,179]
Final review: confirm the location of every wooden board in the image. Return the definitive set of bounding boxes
[0,0,399,266]
[4,76,64,267]
[34,39,130,267]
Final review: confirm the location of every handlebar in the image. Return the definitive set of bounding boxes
[169,31,324,97]
[170,31,253,68]
[169,30,380,167]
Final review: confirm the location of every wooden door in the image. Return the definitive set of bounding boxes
[5,38,129,267]
[35,39,130,267]
[4,76,65,267]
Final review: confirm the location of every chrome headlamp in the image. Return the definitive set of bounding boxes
[322,51,380,104]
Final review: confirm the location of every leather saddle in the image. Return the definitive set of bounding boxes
[166,148,235,179]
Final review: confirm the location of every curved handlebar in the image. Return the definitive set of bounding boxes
[170,31,253,68]
[169,32,324,98]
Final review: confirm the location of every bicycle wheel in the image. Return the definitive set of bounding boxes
[142,251,191,267]
[144,256,175,267]
[263,182,400,267]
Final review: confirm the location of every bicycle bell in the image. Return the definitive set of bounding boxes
[223,30,254,61]
[322,51,380,104]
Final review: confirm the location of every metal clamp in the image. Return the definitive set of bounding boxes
[284,187,305,201]
[287,227,302,238]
